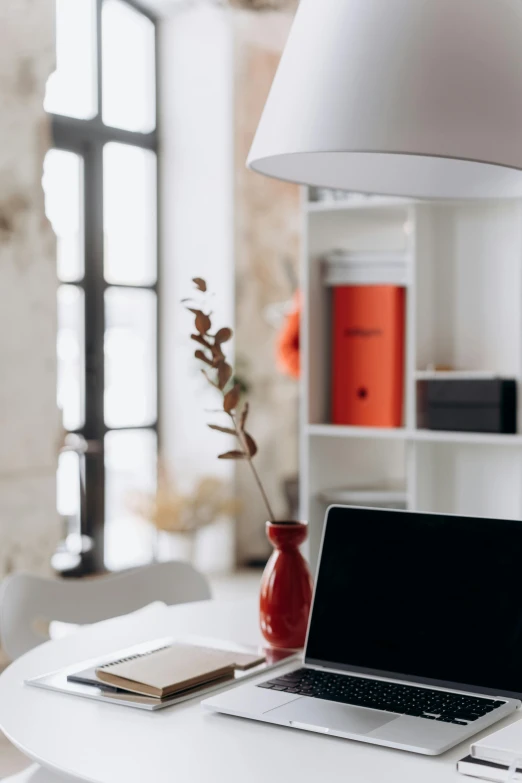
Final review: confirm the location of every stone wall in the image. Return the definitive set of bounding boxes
[0,0,60,576]
[233,11,301,562]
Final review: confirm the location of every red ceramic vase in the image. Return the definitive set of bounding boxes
[259,521,314,649]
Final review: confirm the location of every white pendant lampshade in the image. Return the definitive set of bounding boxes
[248,0,522,199]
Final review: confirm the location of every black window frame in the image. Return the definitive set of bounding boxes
[50,0,160,573]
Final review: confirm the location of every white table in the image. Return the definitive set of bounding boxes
[0,598,519,782]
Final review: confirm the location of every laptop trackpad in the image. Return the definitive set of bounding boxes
[267,697,398,735]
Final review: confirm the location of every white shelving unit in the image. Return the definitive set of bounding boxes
[300,192,522,571]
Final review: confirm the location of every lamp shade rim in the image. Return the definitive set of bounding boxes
[248,150,522,201]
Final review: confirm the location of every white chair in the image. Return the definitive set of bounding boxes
[0,561,211,662]
[0,561,211,781]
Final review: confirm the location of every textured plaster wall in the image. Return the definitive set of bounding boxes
[0,0,60,576]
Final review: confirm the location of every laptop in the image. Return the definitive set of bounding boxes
[203,506,522,755]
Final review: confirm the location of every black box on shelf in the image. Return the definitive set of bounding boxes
[422,379,517,434]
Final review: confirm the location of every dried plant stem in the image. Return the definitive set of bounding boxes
[186,277,276,524]
[229,412,276,522]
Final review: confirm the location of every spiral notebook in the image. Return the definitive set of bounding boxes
[71,643,265,699]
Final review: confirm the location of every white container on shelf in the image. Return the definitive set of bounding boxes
[322,250,412,287]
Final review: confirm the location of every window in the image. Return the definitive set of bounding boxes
[43,0,159,573]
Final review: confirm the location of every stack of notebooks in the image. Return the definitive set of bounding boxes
[458,720,522,781]
[68,643,266,700]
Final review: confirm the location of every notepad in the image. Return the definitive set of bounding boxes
[470,720,522,766]
[94,643,265,699]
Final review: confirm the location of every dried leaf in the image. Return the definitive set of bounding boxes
[195,349,213,366]
[214,327,233,344]
[208,424,236,435]
[187,309,212,335]
[192,277,207,292]
[244,432,258,457]
[239,402,249,431]
[217,361,233,390]
[223,383,241,413]
[201,369,219,388]
[196,313,211,335]
[218,451,247,460]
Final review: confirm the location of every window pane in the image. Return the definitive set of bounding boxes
[102,0,156,133]
[44,0,97,120]
[57,286,85,431]
[103,143,157,286]
[43,150,84,283]
[104,429,157,571]
[104,288,157,428]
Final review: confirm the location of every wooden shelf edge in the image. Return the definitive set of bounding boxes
[413,429,522,446]
[306,425,407,440]
[306,424,522,447]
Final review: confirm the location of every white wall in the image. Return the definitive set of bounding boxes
[159,5,235,568]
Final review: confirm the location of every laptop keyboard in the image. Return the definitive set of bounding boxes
[257,668,505,724]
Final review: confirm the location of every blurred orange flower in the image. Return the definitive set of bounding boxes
[276,291,301,379]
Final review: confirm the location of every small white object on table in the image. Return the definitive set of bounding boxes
[0,598,520,783]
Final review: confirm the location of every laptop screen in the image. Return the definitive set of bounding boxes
[305,507,522,699]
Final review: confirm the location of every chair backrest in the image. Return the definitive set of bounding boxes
[0,561,211,661]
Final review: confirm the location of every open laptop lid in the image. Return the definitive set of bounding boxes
[304,506,522,700]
